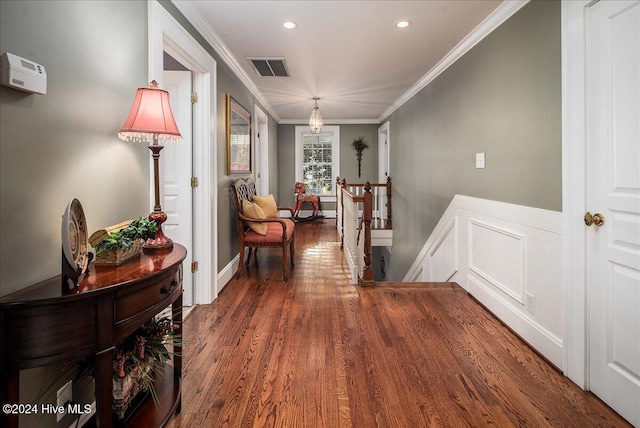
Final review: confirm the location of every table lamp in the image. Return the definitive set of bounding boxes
[118,80,182,250]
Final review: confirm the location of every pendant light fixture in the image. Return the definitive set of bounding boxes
[309,97,323,134]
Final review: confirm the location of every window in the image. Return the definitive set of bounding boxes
[295,126,340,199]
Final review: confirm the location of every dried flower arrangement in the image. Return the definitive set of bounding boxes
[352,136,369,178]
[37,316,182,421]
[112,317,182,415]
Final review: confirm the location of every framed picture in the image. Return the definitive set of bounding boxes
[226,94,252,174]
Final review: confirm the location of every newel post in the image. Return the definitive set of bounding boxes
[361,181,374,286]
[335,177,340,227]
[385,176,392,229]
[340,178,347,249]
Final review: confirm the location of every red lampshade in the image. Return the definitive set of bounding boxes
[118,84,182,143]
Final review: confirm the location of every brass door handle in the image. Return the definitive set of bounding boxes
[584,212,605,227]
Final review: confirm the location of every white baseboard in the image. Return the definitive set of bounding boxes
[372,229,393,247]
[217,253,240,294]
[404,195,563,368]
[296,209,337,218]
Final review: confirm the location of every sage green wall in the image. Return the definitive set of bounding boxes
[268,116,280,195]
[0,1,149,426]
[159,1,279,273]
[0,0,148,297]
[278,125,296,207]
[384,0,561,280]
[277,124,378,209]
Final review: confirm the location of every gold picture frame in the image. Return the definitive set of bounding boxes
[226,94,252,174]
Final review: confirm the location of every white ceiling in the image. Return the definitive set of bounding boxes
[173,1,507,123]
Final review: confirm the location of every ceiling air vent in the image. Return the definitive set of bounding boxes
[247,57,290,77]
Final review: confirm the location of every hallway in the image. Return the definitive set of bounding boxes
[168,220,629,427]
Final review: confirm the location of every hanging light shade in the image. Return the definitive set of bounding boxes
[309,97,323,134]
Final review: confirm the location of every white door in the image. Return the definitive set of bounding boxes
[587,1,640,425]
[378,122,390,221]
[378,122,390,183]
[163,70,194,306]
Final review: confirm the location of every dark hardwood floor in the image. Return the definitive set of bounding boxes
[167,220,630,427]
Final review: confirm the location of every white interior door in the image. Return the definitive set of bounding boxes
[378,122,390,183]
[162,70,194,306]
[378,122,390,221]
[587,1,640,425]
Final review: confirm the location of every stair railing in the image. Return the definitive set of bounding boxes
[336,177,392,235]
[339,181,372,285]
[336,177,391,286]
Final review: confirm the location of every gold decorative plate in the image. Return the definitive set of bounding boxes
[62,198,89,273]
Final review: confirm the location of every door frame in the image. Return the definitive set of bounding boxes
[378,121,390,184]
[561,0,592,389]
[162,69,194,306]
[254,104,269,195]
[149,0,217,303]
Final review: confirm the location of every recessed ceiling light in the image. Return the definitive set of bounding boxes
[395,20,411,29]
[283,21,298,30]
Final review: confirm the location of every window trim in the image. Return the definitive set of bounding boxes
[295,125,340,201]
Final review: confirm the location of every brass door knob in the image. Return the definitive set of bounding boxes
[584,212,605,227]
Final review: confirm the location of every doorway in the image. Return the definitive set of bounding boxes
[162,67,194,306]
[378,121,390,224]
[149,1,217,303]
[254,105,269,195]
[378,121,390,184]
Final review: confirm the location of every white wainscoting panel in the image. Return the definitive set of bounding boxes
[429,217,458,282]
[405,195,563,368]
[468,219,525,304]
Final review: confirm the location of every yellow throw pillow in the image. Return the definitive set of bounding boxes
[253,194,278,218]
[242,200,267,235]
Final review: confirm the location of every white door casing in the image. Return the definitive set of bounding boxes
[586,1,640,425]
[378,121,390,183]
[162,70,194,306]
[254,105,269,195]
[149,0,217,302]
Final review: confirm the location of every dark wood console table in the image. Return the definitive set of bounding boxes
[0,244,187,428]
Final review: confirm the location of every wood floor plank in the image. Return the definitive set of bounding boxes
[166,220,631,428]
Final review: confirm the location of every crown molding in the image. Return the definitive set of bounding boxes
[171,0,281,122]
[280,118,380,125]
[171,0,528,125]
[378,0,530,122]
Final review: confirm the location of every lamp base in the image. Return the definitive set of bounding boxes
[144,210,173,251]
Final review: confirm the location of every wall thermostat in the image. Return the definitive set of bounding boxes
[1,52,47,95]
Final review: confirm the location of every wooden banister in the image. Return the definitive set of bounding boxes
[336,177,391,286]
[385,176,392,229]
[361,182,374,286]
[341,178,346,249]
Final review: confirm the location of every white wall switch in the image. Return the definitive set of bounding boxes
[475,152,485,169]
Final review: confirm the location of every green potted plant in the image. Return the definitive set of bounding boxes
[92,216,159,266]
